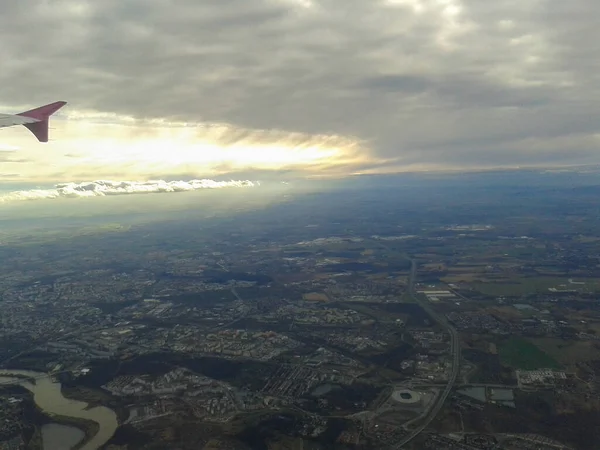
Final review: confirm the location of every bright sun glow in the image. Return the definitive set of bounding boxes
[0,113,369,181]
[82,138,342,169]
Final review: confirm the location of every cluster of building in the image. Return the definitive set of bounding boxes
[266,304,366,325]
[324,332,387,353]
[413,354,451,382]
[29,324,304,373]
[0,238,279,349]
[577,331,600,341]
[418,289,457,303]
[447,311,506,333]
[324,281,400,303]
[371,235,417,241]
[445,224,494,231]
[499,434,573,449]
[37,324,143,366]
[261,349,361,400]
[294,237,364,246]
[0,396,26,445]
[448,309,570,337]
[104,368,213,396]
[262,365,326,398]
[516,369,568,388]
[303,346,363,369]
[0,436,23,450]
[457,386,516,409]
[409,330,447,349]
[0,294,113,341]
[125,399,173,425]
[151,279,257,297]
[193,329,302,360]
[110,368,265,423]
[424,434,497,450]
[121,297,252,324]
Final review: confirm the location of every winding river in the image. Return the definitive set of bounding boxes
[0,370,118,450]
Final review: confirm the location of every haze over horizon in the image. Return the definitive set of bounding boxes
[1,0,599,184]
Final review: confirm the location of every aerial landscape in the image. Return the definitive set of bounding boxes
[1,171,600,449]
[2,0,600,448]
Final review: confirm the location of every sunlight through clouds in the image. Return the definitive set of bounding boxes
[0,112,370,181]
[0,0,599,178]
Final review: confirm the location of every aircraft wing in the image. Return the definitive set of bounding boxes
[0,114,39,128]
[0,101,67,142]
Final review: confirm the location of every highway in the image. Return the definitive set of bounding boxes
[394,259,461,448]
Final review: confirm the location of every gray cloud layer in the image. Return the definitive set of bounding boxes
[1,0,599,170]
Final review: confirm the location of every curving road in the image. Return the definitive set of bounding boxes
[394,259,461,448]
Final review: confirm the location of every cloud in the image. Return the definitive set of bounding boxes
[4,118,369,181]
[0,155,29,163]
[0,179,255,203]
[0,0,598,176]
[0,173,21,179]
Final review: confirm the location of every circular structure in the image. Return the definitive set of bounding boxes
[392,389,422,405]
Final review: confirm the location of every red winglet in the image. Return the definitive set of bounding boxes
[17,101,67,121]
[17,101,67,142]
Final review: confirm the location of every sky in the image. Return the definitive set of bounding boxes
[0,0,599,184]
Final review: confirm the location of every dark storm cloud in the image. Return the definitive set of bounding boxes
[1,0,599,170]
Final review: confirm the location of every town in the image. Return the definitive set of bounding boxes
[1,176,600,449]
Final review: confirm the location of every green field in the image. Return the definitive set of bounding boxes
[499,337,561,370]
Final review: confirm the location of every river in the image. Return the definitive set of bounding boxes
[0,370,118,450]
[42,423,85,450]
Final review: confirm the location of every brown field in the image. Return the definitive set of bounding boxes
[368,273,403,282]
[576,236,600,243]
[423,263,447,270]
[579,321,600,335]
[446,267,484,273]
[266,437,304,450]
[302,292,329,302]
[489,306,536,320]
[562,309,600,323]
[453,262,493,267]
[276,274,315,283]
[414,253,442,260]
[461,334,493,353]
[534,269,569,276]
[441,273,484,283]
[432,410,463,434]
[376,410,420,426]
